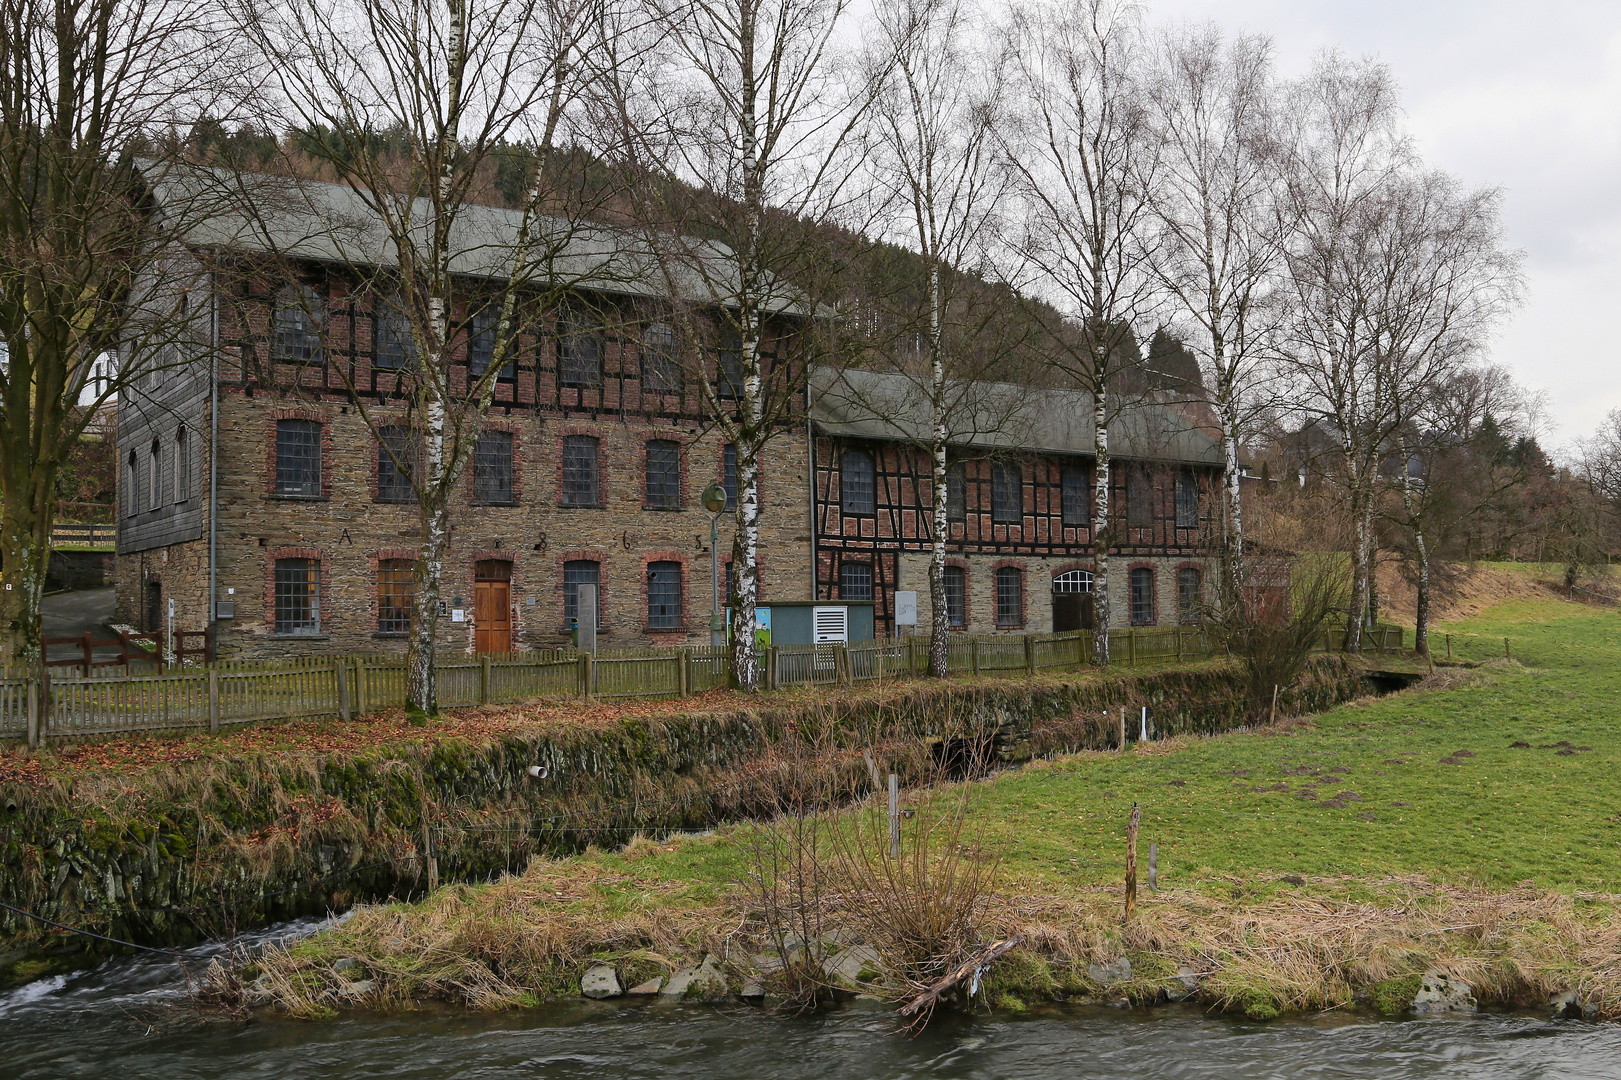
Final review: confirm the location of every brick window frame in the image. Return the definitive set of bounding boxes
[556,426,607,507]
[264,546,331,636]
[555,549,610,632]
[265,408,332,499]
[991,558,1027,629]
[640,431,689,511]
[469,421,523,506]
[1175,561,1204,623]
[370,547,418,636]
[640,551,690,640]
[1128,562,1158,626]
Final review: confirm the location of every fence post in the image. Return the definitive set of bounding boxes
[839,644,851,686]
[208,668,220,734]
[1024,634,1035,676]
[480,655,492,705]
[1176,627,1183,663]
[971,639,980,678]
[1129,628,1137,667]
[25,679,38,750]
[679,648,691,696]
[80,631,93,678]
[118,629,131,672]
[336,660,350,722]
[580,653,593,701]
[768,645,779,691]
[354,657,367,717]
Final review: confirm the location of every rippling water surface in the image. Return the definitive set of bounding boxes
[3,927,1619,1079]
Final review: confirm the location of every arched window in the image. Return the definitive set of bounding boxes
[841,449,875,515]
[127,450,140,516]
[647,561,682,629]
[561,435,600,505]
[943,565,966,627]
[274,557,321,635]
[377,559,414,633]
[174,428,189,503]
[564,560,600,628]
[149,439,162,508]
[995,566,1023,627]
[1052,569,1093,594]
[1177,566,1202,623]
[1129,567,1156,625]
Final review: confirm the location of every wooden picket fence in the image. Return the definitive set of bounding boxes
[0,624,1403,747]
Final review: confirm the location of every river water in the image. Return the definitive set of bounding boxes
[3,925,1619,1079]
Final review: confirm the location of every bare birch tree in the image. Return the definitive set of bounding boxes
[1373,170,1521,654]
[231,0,613,712]
[1276,52,1409,652]
[863,0,1008,676]
[1001,0,1158,665]
[1146,24,1283,615]
[0,0,238,675]
[616,0,871,690]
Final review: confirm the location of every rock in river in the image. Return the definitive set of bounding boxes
[581,964,623,999]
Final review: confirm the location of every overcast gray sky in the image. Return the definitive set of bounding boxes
[1151,0,1620,448]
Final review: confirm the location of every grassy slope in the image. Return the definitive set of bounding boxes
[589,578,1621,899]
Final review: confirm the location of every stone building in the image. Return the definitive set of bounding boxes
[116,178,1222,656]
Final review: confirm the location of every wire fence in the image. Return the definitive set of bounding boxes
[0,624,1406,747]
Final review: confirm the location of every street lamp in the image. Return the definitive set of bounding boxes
[700,480,728,646]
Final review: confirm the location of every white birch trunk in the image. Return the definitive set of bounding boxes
[1092,385,1112,665]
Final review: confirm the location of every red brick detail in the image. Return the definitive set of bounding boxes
[638,551,690,639]
[264,546,331,634]
[554,549,611,631]
[264,408,333,498]
[990,558,1028,629]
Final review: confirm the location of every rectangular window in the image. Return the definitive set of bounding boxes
[642,321,682,393]
[647,561,682,629]
[559,319,603,387]
[377,427,415,503]
[717,332,744,399]
[1178,566,1202,623]
[840,561,873,601]
[723,443,738,511]
[562,435,600,505]
[1175,470,1199,529]
[645,439,681,509]
[274,558,320,635]
[991,461,1021,524]
[1130,567,1156,625]
[946,463,965,521]
[841,449,876,515]
[1128,469,1153,529]
[275,419,322,496]
[1062,464,1089,527]
[995,566,1023,627]
[468,310,516,379]
[564,560,600,628]
[473,430,515,504]
[272,288,322,363]
[377,558,414,634]
[375,306,416,370]
[943,565,966,627]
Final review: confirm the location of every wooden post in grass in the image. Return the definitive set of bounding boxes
[1124,802,1140,922]
[1148,842,1158,891]
[1119,706,1126,749]
[208,668,220,734]
[889,773,901,859]
[1505,637,1511,660]
[1446,634,1452,660]
[1270,684,1279,725]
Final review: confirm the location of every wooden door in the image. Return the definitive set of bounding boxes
[1053,594,1081,633]
[473,561,512,654]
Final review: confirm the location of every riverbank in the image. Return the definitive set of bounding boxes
[225,586,1621,1022]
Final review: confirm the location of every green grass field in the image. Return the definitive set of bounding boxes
[583,579,1621,899]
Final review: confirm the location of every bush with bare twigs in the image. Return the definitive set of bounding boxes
[1210,554,1349,721]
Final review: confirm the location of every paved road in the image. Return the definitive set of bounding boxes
[42,587,122,666]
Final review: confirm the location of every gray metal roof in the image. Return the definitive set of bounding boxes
[809,366,1224,466]
[143,164,802,312]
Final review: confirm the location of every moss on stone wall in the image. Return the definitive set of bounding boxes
[0,657,1367,962]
